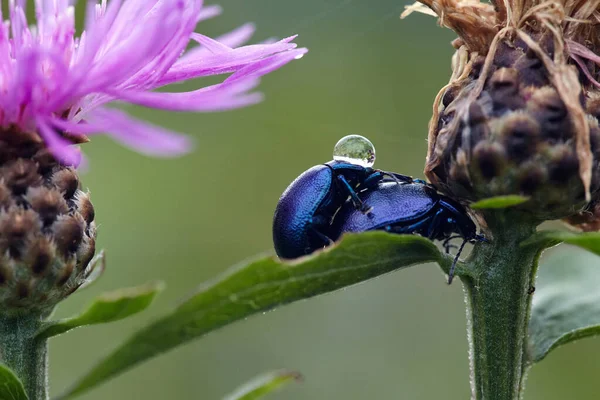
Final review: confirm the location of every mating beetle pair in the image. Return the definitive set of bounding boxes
[272,135,486,283]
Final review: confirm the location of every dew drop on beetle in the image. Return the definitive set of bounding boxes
[333,134,376,168]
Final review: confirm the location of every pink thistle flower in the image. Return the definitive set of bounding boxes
[2,0,306,164]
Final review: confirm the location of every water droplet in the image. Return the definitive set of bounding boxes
[333,135,376,168]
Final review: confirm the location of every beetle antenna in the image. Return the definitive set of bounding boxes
[448,239,468,284]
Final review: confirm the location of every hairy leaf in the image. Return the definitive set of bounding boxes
[521,230,600,255]
[37,282,163,340]
[60,232,447,399]
[223,370,302,400]
[528,248,600,362]
[470,195,530,209]
[0,364,28,400]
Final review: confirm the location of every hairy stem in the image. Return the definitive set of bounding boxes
[0,315,48,400]
[461,212,539,400]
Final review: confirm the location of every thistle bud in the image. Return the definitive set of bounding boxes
[403,1,600,221]
[0,130,96,316]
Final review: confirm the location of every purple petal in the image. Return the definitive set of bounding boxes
[179,23,256,64]
[103,48,306,112]
[158,36,299,86]
[37,119,83,166]
[207,23,256,50]
[224,48,308,86]
[0,0,306,161]
[51,108,194,157]
[110,89,264,112]
[190,33,233,53]
[197,4,222,21]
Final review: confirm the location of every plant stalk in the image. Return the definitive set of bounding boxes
[461,212,539,400]
[0,314,48,400]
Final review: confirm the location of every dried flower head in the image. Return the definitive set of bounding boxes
[1,0,306,164]
[402,0,600,221]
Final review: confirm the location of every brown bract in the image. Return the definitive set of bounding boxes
[403,0,600,222]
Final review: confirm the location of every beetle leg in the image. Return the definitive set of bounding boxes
[426,209,446,239]
[443,237,452,252]
[384,174,404,186]
[385,172,421,185]
[361,171,385,188]
[443,241,459,253]
[443,235,462,253]
[309,226,334,246]
[336,175,372,213]
[369,171,420,186]
[386,217,433,235]
[447,244,459,252]
[448,239,468,284]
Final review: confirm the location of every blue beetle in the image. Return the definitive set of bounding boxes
[273,135,417,260]
[331,180,486,283]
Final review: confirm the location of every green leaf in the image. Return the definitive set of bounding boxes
[470,195,530,209]
[521,230,600,255]
[60,232,446,399]
[36,282,164,340]
[528,248,600,362]
[0,364,28,400]
[223,370,302,400]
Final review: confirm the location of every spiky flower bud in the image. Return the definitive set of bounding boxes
[403,0,600,221]
[0,131,95,316]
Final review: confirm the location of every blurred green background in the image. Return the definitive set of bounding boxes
[50,1,600,399]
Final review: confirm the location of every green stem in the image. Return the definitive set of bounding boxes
[0,314,48,400]
[461,212,539,400]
